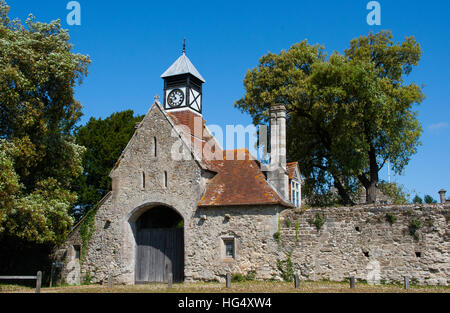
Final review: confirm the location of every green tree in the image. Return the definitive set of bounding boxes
[423,195,436,204]
[235,31,424,204]
[73,110,144,221]
[378,181,410,205]
[0,1,90,245]
[413,195,423,204]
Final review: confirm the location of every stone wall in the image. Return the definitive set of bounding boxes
[56,102,449,287]
[187,205,282,282]
[278,204,450,286]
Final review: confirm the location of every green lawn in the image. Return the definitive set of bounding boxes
[1,281,449,293]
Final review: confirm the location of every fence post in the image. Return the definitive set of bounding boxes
[350,277,356,289]
[226,273,231,288]
[294,274,300,289]
[108,274,113,288]
[404,276,409,290]
[49,264,54,288]
[168,273,173,289]
[36,271,42,294]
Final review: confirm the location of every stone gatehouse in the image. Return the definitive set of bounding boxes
[57,51,449,286]
[58,51,299,285]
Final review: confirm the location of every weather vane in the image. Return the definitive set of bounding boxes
[183,38,186,55]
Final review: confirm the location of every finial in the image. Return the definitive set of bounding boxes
[183,38,186,55]
[154,95,160,102]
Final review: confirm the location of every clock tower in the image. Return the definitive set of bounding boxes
[161,46,205,115]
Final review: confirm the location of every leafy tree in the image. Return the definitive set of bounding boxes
[413,195,423,204]
[72,110,144,220]
[0,1,90,245]
[235,31,424,204]
[424,195,437,204]
[377,181,410,205]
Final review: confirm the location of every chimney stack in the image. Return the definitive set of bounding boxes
[267,103,289,200]
[438,189,447,204]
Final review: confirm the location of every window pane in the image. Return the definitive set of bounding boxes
[224,240,234,258]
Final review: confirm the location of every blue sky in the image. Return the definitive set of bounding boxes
[8,0,450,200]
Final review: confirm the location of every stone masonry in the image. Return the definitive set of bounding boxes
[279,204,449,286]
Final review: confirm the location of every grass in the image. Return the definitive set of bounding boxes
[1,281,449,294]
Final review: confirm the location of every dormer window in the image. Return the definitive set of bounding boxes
[291,180,301,207]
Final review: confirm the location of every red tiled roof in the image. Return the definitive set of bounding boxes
[198,149,293,207]
[166,111,292,208]
[167,110,221,169]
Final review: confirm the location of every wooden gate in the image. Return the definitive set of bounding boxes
[135,228,184,283]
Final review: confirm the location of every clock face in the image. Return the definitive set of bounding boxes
[167,89,185,108]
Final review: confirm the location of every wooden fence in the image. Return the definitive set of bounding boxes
[0,271,42,293]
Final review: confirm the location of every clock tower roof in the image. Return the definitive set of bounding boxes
[161,53,205,83]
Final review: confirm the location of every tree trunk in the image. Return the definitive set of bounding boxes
[333,176,355,206]
[366,181,378,204]
[364,146,379,204]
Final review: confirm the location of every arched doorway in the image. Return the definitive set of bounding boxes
[135,206,184,283]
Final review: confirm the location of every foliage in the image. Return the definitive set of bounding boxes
[176,220,184,229]
[302,179,343,207]
[378,181,410,205]
[245,270,257,281]
[0,139,20,230]
[413,195,423,204]
[82,271,93,285]
[231,271,256,283]
[273,214,282,245]
[308,214,324,231]
[277,252,294,282]
[284,219,291,228]
[0,1,90,245]
[231,273,245,283]
[72,110,144,221]
[408,219,421,240]
[273,231,281,245]
[424,195,437,204]
[385,213,397,225]
[235,30,424,205]
[79,207,98,262]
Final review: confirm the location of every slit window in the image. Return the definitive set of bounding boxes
[142,171,146,189]
[164,171,168,188]
[74,245,81,260]
[154,137,157,157]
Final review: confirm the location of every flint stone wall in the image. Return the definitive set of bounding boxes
[187,206,281,282]
[279,204,450,286]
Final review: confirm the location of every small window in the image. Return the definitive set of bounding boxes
[153,137,157,157]
[74,245,81,260]
[142,171,146,189]
[291,180,300,207]
[223,239,235,259]
[164,171,168,188]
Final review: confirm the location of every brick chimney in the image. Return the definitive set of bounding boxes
[438,189,447,204]
[266,103,289,200]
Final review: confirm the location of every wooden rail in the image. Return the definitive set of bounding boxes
[0,271,42,293]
